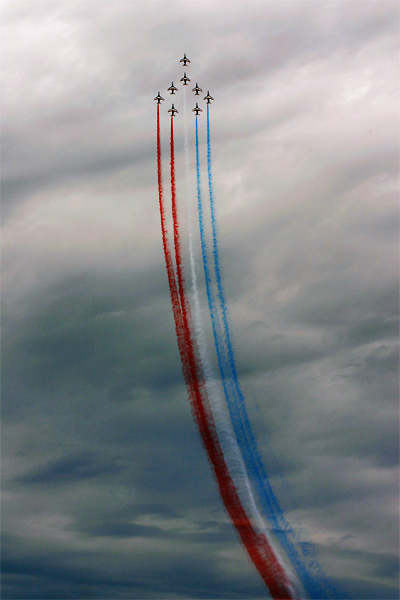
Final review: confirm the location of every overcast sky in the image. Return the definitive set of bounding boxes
[2,1,399,599]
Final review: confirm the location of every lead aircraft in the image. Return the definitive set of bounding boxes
[180,53,190,66]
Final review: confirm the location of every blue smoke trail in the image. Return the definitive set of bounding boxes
[201,103,342,600]
[196,116,303,595]
[192,110,296,587]
[195,116,233,412]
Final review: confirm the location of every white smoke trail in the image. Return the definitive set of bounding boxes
[183,88,301,596]
[184,88,248,490]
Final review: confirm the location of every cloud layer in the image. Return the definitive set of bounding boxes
[2,1,399,598]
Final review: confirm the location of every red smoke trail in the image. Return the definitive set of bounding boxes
[156,105,190,387]
[157,106,296,599]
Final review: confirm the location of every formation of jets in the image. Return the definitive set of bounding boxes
[154,54,214,116]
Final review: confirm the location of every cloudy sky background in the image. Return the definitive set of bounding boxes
[2,1,399,598]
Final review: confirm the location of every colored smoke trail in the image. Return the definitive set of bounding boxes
[183,88,219,397]
[157,104,297,599]
[195,113,303,594]
[156,104,188,376]
[194,113,246,463]
[185,93,259,540]
[188,102,280,556]
[203,103,339,599]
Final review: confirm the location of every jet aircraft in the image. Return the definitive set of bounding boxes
[180,72,191,86]
[168,82,178,95]
[204,91,214,104]
[154,91,165,104]
[180,53,191,66]
[192,103,203,116]
[192,83,202,95]
[168,104,178,117]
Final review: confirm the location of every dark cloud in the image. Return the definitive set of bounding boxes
[15,451,121,486]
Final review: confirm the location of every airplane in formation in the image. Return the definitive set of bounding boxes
[154,91,164,104]
[168,104,178,117]
[192,83,202,95]
[180,53,190,66]
[180,72,190,85]
[192,103,203,115]
[155,57,214,113]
